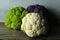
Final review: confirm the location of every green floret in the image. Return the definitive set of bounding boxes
[4,7,28,30]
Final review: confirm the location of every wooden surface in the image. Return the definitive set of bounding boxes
[0,22,60,40]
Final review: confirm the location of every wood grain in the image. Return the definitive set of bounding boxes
[0,22,60,40]
[0,22,30,40]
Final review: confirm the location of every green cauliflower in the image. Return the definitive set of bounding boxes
[21,13,46,37]
[4,7,28,30]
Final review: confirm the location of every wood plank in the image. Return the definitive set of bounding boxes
[0,22,60,40]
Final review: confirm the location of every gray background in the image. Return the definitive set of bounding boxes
[0,0,60,40]
[0,0,60,22]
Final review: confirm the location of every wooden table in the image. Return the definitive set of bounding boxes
[0,22,60,40]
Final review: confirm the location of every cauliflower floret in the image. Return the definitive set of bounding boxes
[4,7,28,30]
[21,13,46,37]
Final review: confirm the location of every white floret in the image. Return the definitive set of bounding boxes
[21,13,46,37]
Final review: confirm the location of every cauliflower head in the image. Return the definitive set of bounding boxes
[21,13,46,37]
[27,4,46,13]
[4,7,28,30]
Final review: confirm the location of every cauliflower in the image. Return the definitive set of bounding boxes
[21,13,46,37]
[4,7,28,30]
[27,4,46,13]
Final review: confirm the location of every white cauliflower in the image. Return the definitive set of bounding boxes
[21,13,46,37]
